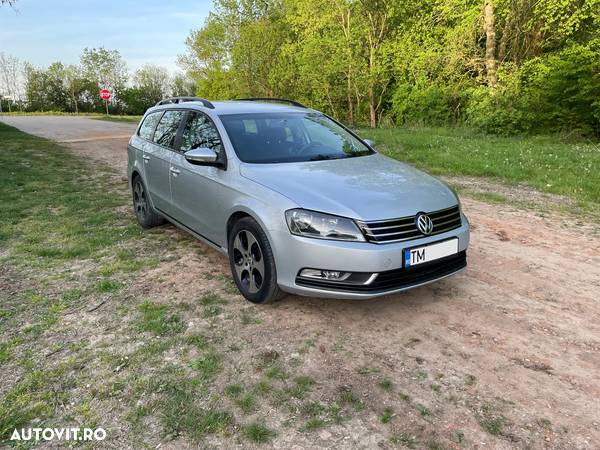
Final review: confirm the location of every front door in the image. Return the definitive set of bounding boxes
[169,111,229,245]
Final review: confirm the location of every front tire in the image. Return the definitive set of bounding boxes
[228,217,284,304]
[132,176,165,229]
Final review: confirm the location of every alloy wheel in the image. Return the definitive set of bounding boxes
[232,230,264,294]
[133,180,148,220]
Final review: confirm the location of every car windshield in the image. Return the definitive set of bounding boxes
[219,112,374,163]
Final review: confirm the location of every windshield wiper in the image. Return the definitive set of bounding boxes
[308,154,339,161]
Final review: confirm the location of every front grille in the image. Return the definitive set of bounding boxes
[296,251,467,293]
[357,205,461,243]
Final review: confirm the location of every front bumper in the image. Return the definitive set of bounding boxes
[269,214,469,299]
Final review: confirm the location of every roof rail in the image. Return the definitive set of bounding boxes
[155,96,215,109]
[236,97,306,108]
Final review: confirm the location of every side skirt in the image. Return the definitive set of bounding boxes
[156,208,228,255]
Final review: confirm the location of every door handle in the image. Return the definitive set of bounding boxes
[170,167,180,176]
[142,155,150,163]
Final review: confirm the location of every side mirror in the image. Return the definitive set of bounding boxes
[184,147,218,165]
[364,139,376,148]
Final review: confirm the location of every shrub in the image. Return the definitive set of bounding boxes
[391,81,462,126]
[467,39,600,136]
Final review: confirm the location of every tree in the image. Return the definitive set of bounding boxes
[171,73,197,97]
[80,47,128,110]
[63,64,85,113]
[24,63,48,111]
[134,64,171,100]
[121,64,172,114]
[0,53,24,111]
[179,14,238,99]
[355,0,403,127]
[45,62,69,110]
[483,0,497,87]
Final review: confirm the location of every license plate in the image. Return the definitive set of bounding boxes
[404,239,458,267]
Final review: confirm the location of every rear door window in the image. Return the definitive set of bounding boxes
[153,110,184,149]
[138,112,162,141]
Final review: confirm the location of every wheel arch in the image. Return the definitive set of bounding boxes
[130,170,159,212]
[130,169,142,188]
[225,206,274,248]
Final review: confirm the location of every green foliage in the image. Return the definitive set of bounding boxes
[178,0,599,135]
[0,122,141,264]
[20,48,192,115]
[23,47,129,114]
[136,300,185,336]
[121,64,171,114]
[467,39,600,136]
[241,421,276,443]
[158,376,232,441]
[392,82,461,126]
[9,0,600,134]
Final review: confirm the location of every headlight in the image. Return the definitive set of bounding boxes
[285,209,365,242]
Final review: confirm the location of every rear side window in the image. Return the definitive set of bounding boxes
[138,112,162,140]
[153,110,184,149]
[180,112,223,155]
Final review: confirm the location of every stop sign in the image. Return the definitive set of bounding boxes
[100,89,111,100]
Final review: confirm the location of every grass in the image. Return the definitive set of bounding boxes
[242,422,276,443]
[477,402,508,436]
[0,124,142,263]
[337,386,363,410]
[303,417,326,431]
[0,120,563,446]
[379,378,394,392]
[1,110,141,123]
[136,300,185,336]
[415,403,431,417]
[200,292,226,318]
[96,279,124,292]
[0,120,379,447]
[189,352,220,381]
[235,394,257,414]
[0,367,69,438]
[359,126,600,209]
[158,377,232,441]
[380,406,394,424]
[430,383,441,393]
[390,432,418,448]
[225,383,244,398]
[91,114,142,124]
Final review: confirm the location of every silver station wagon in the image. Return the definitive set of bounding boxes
[128,97,470,303]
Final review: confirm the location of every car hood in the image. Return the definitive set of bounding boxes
[239,154,458,221]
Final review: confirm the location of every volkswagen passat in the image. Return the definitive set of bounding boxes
[128,97,469,303]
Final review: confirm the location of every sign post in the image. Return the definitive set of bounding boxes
[100,89,111,115]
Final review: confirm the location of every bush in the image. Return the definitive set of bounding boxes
[467,39,600,136]
[391,81,462,126]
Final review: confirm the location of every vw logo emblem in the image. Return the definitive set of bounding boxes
[416,213,434,235]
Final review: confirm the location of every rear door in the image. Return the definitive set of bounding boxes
[130,110,161,182]
[169,111,229,245]
[145,110,185,214]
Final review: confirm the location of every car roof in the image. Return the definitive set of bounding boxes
[147,100,313,116]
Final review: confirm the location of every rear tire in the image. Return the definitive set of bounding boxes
[228,217,285,304]
[132,175,165,229]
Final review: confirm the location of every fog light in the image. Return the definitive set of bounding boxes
[299,269,352,281]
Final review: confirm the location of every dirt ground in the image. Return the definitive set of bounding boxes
[2,116,600,449]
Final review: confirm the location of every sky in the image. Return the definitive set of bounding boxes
[0,0,213,74]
